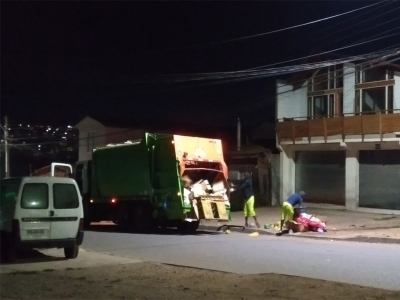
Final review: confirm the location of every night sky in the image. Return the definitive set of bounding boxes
[2,1,399,128]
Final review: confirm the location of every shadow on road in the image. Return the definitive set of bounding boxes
[0,249,66,266]
[87,223,222,236]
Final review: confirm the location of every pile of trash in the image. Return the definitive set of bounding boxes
[183,177,229,206]
[271,212,327,233]
[294,213,327,233]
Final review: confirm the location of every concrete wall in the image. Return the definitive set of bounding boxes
[276,80,308,119]
[279,147,295,205]
[345,150,359,210]
[279,141,400,214]
[76,117,146,161]
[271,154,280,206]
[343,63,356,114]
[76,118,107,161]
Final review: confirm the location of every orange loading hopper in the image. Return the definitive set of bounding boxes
[173,135,227,177]
[173,135,229,221]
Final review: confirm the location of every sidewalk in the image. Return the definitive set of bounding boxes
[200,206,400,243]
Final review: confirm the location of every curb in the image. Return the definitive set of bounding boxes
[199,225,400,245]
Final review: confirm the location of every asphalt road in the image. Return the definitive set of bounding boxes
[82,224,400,291]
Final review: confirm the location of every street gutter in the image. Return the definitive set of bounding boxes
[199,225,400,245]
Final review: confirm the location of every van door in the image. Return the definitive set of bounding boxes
[50,181,81,240]
[17,182,51,242]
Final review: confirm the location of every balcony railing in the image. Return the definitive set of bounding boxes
[276,110,400,144]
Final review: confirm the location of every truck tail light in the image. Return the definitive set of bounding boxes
[111,198,117,203]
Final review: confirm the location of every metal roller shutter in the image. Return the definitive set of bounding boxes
[359,150,400,210]
[295,151,345,205]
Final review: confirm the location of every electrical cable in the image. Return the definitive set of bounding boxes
[124,35,399,86]
[157,1,386,50]
[7,55,399,146]
[312,0,395,37]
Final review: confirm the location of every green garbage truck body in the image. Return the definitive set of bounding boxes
[75,133,231,232]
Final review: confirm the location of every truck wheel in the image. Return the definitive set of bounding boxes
[190,221,200,232]
[64,245,79,259]
[117,208,131,232]
[133,207,154,233]
[178,221,199,235]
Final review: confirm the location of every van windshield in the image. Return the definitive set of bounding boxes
[0,179,22,207]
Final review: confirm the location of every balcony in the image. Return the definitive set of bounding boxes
[276,110,400,144]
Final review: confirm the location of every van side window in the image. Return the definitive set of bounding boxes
[21,184,49,209]
[53,184,79,209]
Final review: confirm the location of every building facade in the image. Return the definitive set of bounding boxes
[276,62,400,213]
[75,116,145,161]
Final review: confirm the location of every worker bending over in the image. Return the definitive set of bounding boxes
[280,191,306,233]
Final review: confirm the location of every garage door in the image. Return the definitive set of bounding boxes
[295,151,345,205]
[359,150,400,210]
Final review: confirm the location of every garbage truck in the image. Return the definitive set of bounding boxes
[74,133,231,233]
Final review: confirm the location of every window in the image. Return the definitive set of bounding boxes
[314,95,328,116]
[355,90,361,114]
[388,85,394,112]
[53,184,80,209]
[336,68,343,89]
[355,86,394,114]
[356,66,393,83]
[308,94,341,118]
[314,68,329,91]
[310,65,343,91]
[307,97,313,116]
[362,87,385,112]
[364,67,387,83]
[21,184,48,209]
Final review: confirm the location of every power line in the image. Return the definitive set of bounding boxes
[122,33,399,88]
[306,15,400,56]
[159,1,385,50]
[248,29,400,70]
[122,46,399,97]
[8,54,399,146]
[136,49,397,84]
[177,51,400,117]
[312,0,395,37]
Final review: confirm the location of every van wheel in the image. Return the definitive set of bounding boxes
[64,245,79,259]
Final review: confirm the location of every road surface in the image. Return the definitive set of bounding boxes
[80,224,400,291]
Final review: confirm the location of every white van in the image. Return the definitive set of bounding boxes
[0,167,84,262]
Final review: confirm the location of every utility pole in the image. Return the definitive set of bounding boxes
[4,116,10,178]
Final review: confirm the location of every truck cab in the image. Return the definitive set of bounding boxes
[0,164,84,262]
